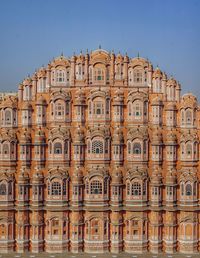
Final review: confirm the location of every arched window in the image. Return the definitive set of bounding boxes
[133,68,143,83]
[131,182,141,195]
[90,180,102,194]
[65,69,70,84]
[51,218,59,236]
[51,182,61,195]
[181,109,185,124]
[54,142,62,154]
[185,183,192,196]
[56,69,65,82]
[5,109,11,125]
[133,142,141,154]
[133,100,142,119]
[128,142,131,154]
[186,143,192,158]
[92,140,103,154]
[0,183,6,195]
[55,102,64,118]
[2,143,9,155]
[186,109,192,125]
[94,68,104,81]
[94,101,104,115]
[91,219,100,236]
[8,182,12,195]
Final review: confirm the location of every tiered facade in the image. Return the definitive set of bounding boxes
[0,48,199,254]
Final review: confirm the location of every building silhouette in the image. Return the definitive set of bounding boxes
[0,49,199,254]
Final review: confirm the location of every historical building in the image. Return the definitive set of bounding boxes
[0,48,199,254]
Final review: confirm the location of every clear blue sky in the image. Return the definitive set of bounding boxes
[0,0,199,96]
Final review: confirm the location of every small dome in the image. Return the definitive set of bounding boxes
[153,67,162,78]
[151,96,163,106]
[111,212,123,224]
[18,83,23,90]
[18,168,29,183]
[112,127,124,144]
[111,167,123,185]
[21,101,32,110]
[32,168,44,184]
[74,89,86,105]
[35,128,45,143]
[19,129,31,143]
[165,102,177,111]
[162,72,167,80]
[151,130,162,144]
[23,77,32,86]
[73,126,85,144]
[167,77,176,86]
[72,168,83,184]
[124,53,129,62]
[165,131,177,144]
[165,168,177,185]
[36,95,47,106]
[151,167,162,185]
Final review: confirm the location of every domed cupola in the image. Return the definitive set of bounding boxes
[19,129,31,144]
[36,95,47,106]
[165,168,177,186]
[35,128,46,144]
[153,66,162,79]
[165,130,177,145]
[32,168,44,185]
[74,126,85,145]
[113,126,124,145]
[151,129,162,145]
[111,167,123,185]
[72,167,83,185]
[150,167,163,186]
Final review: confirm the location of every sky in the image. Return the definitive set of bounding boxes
[0,0,200,97]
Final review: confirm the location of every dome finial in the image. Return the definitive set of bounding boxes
[99,44,101,49]
[137,52,140,59]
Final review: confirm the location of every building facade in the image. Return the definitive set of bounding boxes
[0,49,199,254]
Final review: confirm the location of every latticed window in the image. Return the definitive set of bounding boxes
[92,140,103,154]
[185,183,192,196]
[51,182,61,196]
[112,186,119,196]
[133,101,142,118]
[152,186,159,195]
[94,68,104,81]
[91,219,99,234]
[73,185,79,195]
[127,182,130,195]
[66,68,70,83]
[167,186,173,196]
[90,180,102,194]
[94,101,104,115]
[133,142,141,154]
[63,180,66,195]
[2,143,9,154]
[131,182,141,195]
[128,142,131,154]
[186,143,192,158]
[8,183,12,195]
[48,183,50,195]
[54,142,62,154]
[5,109,11,125]
[133,69,143,83]
[186,109,192,125]
[56,70,65,82]
[55,102,64,117]
[0,183,6,195]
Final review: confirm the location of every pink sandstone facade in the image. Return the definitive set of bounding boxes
[0,48,199,254]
